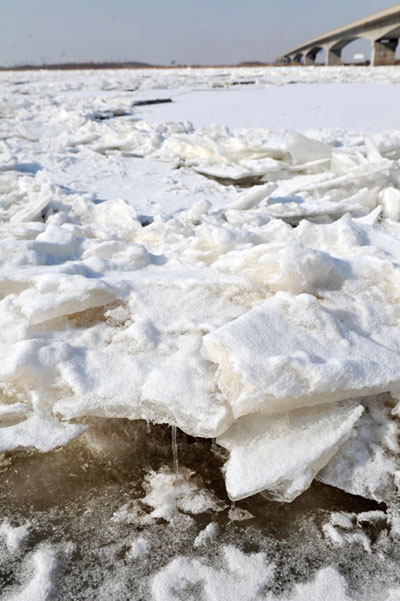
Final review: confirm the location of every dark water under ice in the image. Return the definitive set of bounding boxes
[0,419,397,600]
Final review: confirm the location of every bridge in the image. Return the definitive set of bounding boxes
[278,4,400,66]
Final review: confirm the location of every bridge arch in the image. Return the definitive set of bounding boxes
[278,4,400,66]
[304,46,323,65]
[325,37,363,65]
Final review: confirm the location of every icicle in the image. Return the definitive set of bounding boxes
[171,425,179,474]
[146,420,151,434]
[212,437,217,450]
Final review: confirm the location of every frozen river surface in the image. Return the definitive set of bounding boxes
[1,66,400,600]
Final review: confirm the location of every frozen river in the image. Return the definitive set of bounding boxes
[0,65,400,600]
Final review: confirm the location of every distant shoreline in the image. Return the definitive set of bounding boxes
[0,61,272,72]
[1,60,394,71]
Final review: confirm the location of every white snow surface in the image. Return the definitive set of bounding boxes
[2,547,58,601]
[151,546,353,601]
[112,467,224,528]
[1,66,400,504]
[0,520,29,554]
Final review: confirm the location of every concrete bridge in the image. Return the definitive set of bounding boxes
[278,4,400,66]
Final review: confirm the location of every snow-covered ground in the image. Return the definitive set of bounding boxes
[1,65,400,600]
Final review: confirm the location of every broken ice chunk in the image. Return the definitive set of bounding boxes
[203,292,400,418]
[34,224,80,258]
[13,274,117,324]
[287,131,332,165]
[0,393,86,453]
[364,135,384,163]
[380,187,400,221]
[318,395,400,503]
[217,402,363,502]
[228,182,278,211]
[0,402,29,425]
[91,198,141,232]
[211,241,345,295]
[10,196,50,224]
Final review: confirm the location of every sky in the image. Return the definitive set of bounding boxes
[1,0,400,66]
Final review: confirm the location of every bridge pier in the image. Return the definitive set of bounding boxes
[325,47,342,66]
[371,38,398,65]
[288,52,303,65]
[278,5,400,68]
[304,47,322,66]
[304,54,315,66]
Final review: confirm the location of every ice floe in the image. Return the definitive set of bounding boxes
[1,66,400,513]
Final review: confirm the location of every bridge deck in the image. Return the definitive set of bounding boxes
[280,3,400,61]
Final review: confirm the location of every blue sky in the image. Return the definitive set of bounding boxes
[1,0,399,66]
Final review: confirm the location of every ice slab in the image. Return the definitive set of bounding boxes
[203,292,400,419]
[318,395,400,502]
[0,394,86,453]
[2,68,400,509]
[217,402,363,502]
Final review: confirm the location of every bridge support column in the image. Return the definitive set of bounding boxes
[292,52,303,64]
[325,47,342,66]
[371,38,398,65]
[304,48,320,66]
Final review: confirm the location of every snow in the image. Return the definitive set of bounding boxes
[193,523,218,548]
[322,509,389,554]
[2,64,400,598]
[275,568,354,601]
[1,66,400,496]
[127,537,150,560]
[318,395,400,502]
[0,520,29,554]
[139,83,400,132]
[151,545,275,601]
[112,467,224,527]
[2,547,58,601]
[139,467,223,522]
[151,546,353,601]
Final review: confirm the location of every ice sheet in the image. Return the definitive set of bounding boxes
[1,66,400,509]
